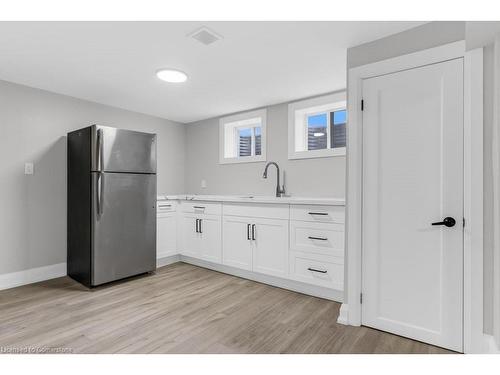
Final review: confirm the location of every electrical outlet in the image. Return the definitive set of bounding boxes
[24,162,34,175]
[201,179,207,188]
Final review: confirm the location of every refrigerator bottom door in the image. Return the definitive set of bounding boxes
[91,172,156,286]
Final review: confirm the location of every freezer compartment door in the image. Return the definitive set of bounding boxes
[91,125,156,173]
[92,172,156,286]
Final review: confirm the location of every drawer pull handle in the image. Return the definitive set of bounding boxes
[193,206,205,209]
[308,212,328,216]
[308,236,328,241]
[158,204,172,208]
[307,267,328,274]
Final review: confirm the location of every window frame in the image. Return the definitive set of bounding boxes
[219,108,267,164]
[288,92,347,160]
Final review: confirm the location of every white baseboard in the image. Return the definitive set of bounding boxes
[180,255,343,302]
[337,303,349,325]
[484,334,500,354]
[157,254,181,267]
[0,262,67,291]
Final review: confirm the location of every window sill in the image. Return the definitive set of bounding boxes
[219,155,267,165]
[288,147,346,160]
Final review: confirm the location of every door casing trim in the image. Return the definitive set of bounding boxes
[343,41,485,353]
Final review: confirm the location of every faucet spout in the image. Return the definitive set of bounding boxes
[262,161,286,197]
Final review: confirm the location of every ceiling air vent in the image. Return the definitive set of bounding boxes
[188,26,223,46]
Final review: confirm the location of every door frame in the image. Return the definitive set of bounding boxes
[342,41,485,353]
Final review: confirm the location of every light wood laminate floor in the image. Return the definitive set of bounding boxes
[0,262,452,354]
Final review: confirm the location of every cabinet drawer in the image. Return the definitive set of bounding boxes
[290,205,344,224]
[290,221,344,257]
[180,201,222,216]
[223,203,289,220]
[289,252,344,290]
[157,200,177,214]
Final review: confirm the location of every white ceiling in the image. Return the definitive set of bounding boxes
[0,21,424,123]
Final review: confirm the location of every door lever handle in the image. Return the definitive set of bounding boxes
[431,217,456,227]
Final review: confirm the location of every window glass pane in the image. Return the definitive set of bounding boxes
[307,113,327,150]
[330,110,346,149]
[254,126,262,156]
[238,128,252,157]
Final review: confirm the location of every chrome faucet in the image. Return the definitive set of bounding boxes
[262,161,286,197]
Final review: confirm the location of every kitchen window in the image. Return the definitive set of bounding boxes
[288,92,346,159]
[219,109,266,164]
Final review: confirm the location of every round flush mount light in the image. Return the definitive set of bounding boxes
[156,69,188,83]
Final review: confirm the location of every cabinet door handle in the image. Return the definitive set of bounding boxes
[195,219,199,233]
[247,224,251,240]
[307,267,328,274]
[251,224,256,240]
[308,212,328,216]
[199,219,202,234]
[308,236,328,241]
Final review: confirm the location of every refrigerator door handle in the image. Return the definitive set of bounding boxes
[100,173,104,215]
[96,172,104,216]
[97,128,104,172]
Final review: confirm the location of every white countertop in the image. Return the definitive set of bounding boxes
[157,194,345,206]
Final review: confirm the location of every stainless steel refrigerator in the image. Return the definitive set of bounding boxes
[67,125,157,287]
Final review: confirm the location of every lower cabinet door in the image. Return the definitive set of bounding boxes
[252,217,289,278]
[180,214,201,258]
[222,216,253,271]
[199,216,222,263]
[289,251,344,290]
[157,213,177,258]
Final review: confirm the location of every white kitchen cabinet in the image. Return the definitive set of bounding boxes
[157,213,177,258]
[289,220,344,258]
[157,201,177,259]
[179,202,222,263]
[179,213,202,258]
[223,213,288,278]
[198,216,222,263]
[252,217,288,278]
[222,216,253,270]
[289,251,344,290]
[158,197,345,301]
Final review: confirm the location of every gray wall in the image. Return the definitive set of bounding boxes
[346,20,499,336]
[184,98,346,198]
[0,80,185,275]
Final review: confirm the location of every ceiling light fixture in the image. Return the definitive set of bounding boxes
[156,69,188,83]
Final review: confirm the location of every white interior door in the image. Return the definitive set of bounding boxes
[361,58,464,352]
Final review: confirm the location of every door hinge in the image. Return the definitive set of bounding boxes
[361,99,364,111]
[360,293,363,304]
